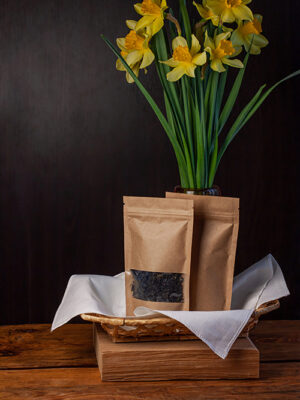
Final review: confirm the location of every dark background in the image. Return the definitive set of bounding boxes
[0,0,299,324]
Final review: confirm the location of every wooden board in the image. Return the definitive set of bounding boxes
[94,324,259,381]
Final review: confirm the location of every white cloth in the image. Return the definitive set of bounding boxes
[51,254,289,359]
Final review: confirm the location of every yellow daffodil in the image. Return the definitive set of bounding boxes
[231,14,268,55]
[134,0,168,36]
[160,35,207,82]
[204,31,243,72]
[116,20,155,83]
[206,0,253,23]
[193,0,220,26]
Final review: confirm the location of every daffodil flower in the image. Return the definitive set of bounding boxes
[231,14,269,55]
[134,0,168,36]
[160,35,207,82]
[193,0,220,27]
[206,0,253,24]
[204,31,243,72]
[116,20,155,83]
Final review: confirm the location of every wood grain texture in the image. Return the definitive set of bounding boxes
[0,324,95,369]
[94,325,259,381]
[251,320,300,361]
[1,321,299,370]
[0,363,299,400]
[0,323,299,399]
[0,0,299,325]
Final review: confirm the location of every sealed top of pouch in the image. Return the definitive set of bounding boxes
[166,192,239,216]
[123,196,194,316]
[124,196,194,214]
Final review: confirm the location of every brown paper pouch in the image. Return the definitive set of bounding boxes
[166,192,239,311]
[124,196,194,316]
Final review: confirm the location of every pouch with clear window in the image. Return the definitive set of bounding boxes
[124,196,194,316]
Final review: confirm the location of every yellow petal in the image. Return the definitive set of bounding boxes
[192,51,207,66]
[161,0,168,10]
[247,44,261,55]
[215,32,230,47]
[204,32,215,50]
[211,59,226,73]
[116,59,126,71]
[204,46,212,56]
[126,64,140,84]
[166,65,186,82]
[185,64,196,78]
[160,58,180,68]
[116,38,126,51]
[135,15,156,32]
[193,2,208,19]
[222,58,244,68]
[232,5,253,21]
[140,49,155,69]
[231,45,242,57]
[151,16,164,35]
[252,34,269,48]
[126,50,143,66]
[230,29,243,46]
[211,15,220,26]
[134,3,144,16]
[126,20,137,30]
[190,34,200,56]
[221,8,235,23]
[244,34,268,54]
[172,36,188,50]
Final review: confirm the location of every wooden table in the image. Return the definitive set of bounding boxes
[0,321,299,399]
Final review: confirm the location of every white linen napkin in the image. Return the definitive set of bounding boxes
[51,254,289,359]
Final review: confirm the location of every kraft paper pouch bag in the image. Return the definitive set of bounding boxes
[166,192,239,311]
[124,196,194,316]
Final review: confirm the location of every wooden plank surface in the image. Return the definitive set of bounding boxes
[0,322,299,399]
[0,324,95,369]
[0,321,299,370]
[0,363,299,400]
[251,320,300,361]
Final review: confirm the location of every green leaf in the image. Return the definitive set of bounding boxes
[208,132,218,187]
[193,81,205,188]
[240,70,300,129]
[168,8,178,40]
[207,71,219,150]
[164,92,187,186]
[217,69,300,169]
[215,67,228,126]
[155,58,195,188]
[181,76,195,173]
[204,69,213,121]
[197,70,208,187]
[218,52,249,134]
[153,31,185,129]
[179,0,192,46]
[217,84,266,166]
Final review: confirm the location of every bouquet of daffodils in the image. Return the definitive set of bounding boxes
[102,0,299,190]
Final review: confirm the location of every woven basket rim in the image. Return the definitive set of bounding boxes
[80,299,280,326]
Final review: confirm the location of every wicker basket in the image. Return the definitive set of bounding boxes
[81,299,279,343]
